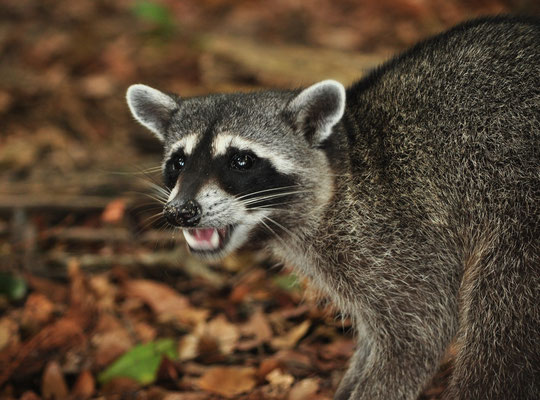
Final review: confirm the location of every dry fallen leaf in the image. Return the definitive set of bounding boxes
[162,392,209,400]
[101,198,126,224]
[79,74,115,98]
[157,356,180,383]
[101,376,141,396]
[124,279,208,327]
[25,274,68,304]
[0,90,13,114]
[0,316,20,352]
[89,274,117,311]
[19,391,40,400]
[178,334,199,361]
[178,314,241,361]
[203,314,240,355]
[133,321,157,343]
[27,32,69,64]
[266,368,294,390]
[319,338,355,360]
[271,320,311,350]
[71,370,95,399]
[0,316,86,387]
[67,259,98,323]
[240,308,273,346]
[42,360,69,400]
[21,293,55,330]
[288,378,320,400]
[197,366,256,398]
[92,314,133,367]
[274,349,313,375]
[275,304,310,320]
[257,357,284,380]
[229,283,251,303]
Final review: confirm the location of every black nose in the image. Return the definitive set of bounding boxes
[164,200,201,227]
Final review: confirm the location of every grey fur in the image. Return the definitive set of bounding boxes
[127,16,539,400]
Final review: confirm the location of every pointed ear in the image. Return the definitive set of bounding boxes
[126,84,179,141]
[286,80,345,146]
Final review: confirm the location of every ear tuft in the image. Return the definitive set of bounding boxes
[126,84,179,141]
[287,80,345,146]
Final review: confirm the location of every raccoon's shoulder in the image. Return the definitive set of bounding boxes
[347,15,540,99]
[338,15,539,178]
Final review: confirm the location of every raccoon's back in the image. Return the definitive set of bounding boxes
[345,16,540,232]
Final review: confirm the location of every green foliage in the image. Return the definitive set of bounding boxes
[0,272,27,301]
[131,0,176,37]
[98,338,178,385]
[273,273,301,293]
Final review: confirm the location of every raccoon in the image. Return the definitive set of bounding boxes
[126,16,540,400]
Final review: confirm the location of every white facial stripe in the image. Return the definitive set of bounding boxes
[212,134,234,157]
[183,134,200,155]
[167,133,201,158]
[212,134,298,174]
[167,182,180,202]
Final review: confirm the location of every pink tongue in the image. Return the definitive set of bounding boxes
[192,228,215,241]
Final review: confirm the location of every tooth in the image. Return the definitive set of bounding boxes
[183,229,199,249]
[210,229,219,249]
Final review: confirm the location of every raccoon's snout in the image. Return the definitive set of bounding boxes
[164,200,201,227]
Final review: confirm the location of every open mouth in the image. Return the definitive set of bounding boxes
[182,226,233,253]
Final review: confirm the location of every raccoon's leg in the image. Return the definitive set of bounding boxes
[335,291,458,400]
[444,240,540,400]
[334,344,371,400]
[342,332,447,400]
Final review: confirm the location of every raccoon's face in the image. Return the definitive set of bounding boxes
[126,80,345,260]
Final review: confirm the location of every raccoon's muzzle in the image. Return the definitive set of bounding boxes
[183,226,232,252]
[164,199,234,253]
[163,199,201,227]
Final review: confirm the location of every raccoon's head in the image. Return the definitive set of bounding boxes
[126,80,345,260]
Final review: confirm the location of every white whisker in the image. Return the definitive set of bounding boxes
[259,218,291,251]
[263,216,304,244]
[235,185,301,201]
[247,204,304,214]
[143,193,168,204]
[147,182,171,196]
[240,190,312,206]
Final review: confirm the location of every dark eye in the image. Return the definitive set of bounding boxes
[230,152,256,171]
[171,154,185,171]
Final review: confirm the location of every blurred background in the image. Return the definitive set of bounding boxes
[0,1,538,399]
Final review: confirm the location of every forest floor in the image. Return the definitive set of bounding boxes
[0,0,531,399]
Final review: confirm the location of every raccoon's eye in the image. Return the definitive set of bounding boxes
[171,154,185,171]
[230,152,256,171]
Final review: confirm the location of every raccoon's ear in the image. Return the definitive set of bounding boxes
[286,80,345,146]
[126,84,179,142]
